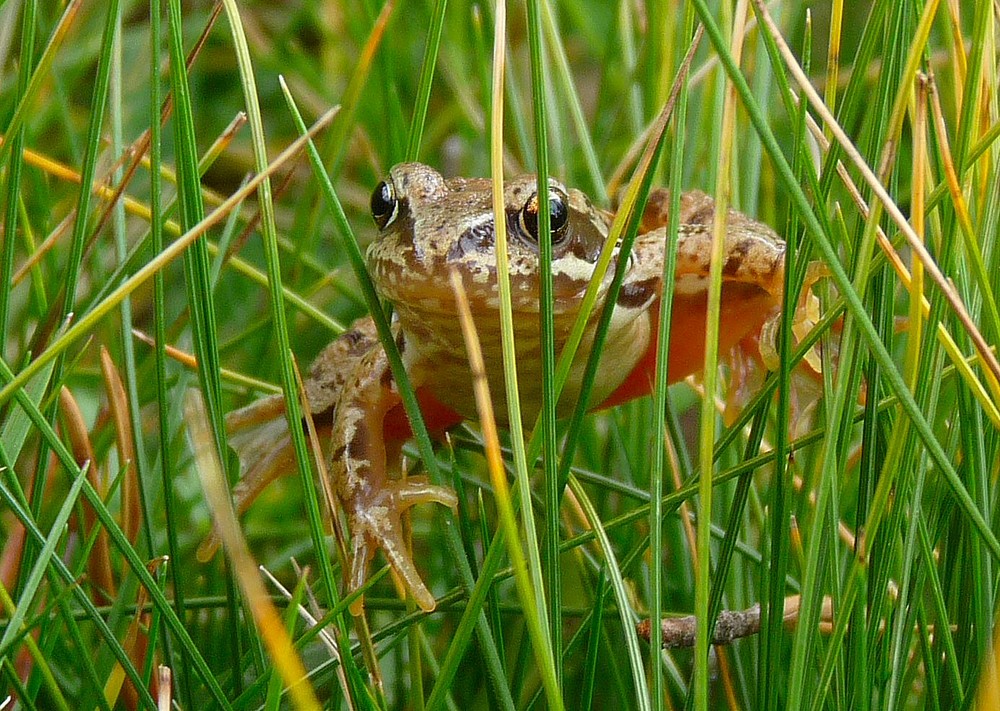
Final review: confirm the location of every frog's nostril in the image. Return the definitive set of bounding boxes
[448,220,495,260]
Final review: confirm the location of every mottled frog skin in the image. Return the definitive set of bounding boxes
[213,163,795,613]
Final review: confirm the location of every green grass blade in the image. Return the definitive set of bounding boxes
[59,0,118,324]
[568,474,649,710]
[165,0,225,438]
[525,0,562,688]
[0,0,37,341]
[405,0,447,160]
[146,1,193,701]
[579,568,607,710]
[0,466,85,661]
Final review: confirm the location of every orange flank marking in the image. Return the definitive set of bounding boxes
[596,286,780,411]
[383,387,464,442]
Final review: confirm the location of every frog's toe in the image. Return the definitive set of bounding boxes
[346,533,377,615]
[346,479,457,614]
[348,511,437,613]
[392,476,459,509]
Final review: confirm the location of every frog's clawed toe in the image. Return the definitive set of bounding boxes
[347,477,457,614]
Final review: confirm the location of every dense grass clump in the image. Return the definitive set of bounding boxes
[1,1,999,708]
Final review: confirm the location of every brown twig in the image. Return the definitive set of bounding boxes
[638,595,830,648]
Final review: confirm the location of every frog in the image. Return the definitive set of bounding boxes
[208,162,808,614]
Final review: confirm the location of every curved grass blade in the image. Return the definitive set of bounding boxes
[405,0,447,160]
[567,475,649,710]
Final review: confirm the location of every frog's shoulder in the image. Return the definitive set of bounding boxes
[305,317,381,414]
[630,188,786,297]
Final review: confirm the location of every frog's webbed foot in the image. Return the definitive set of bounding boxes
[756,263,827,373]
[334,347,458,614]
[724,262,830,429]
[345,477,457,614]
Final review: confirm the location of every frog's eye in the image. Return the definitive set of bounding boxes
[370,180,399,229]
[520,189,569,245]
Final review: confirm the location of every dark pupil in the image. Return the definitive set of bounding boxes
[370,181,395,228]
[524,191,568,243]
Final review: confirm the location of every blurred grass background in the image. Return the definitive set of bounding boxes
[1,0,999,708]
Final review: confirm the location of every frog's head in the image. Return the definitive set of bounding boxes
[366,162,615,314]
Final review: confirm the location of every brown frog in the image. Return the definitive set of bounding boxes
[210,162,807,613]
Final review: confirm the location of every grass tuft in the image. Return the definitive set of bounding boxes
[1,1,998,708]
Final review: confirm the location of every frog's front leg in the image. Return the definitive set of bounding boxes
[331,346,457,614]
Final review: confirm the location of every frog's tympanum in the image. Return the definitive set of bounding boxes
[208,163,816,613]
